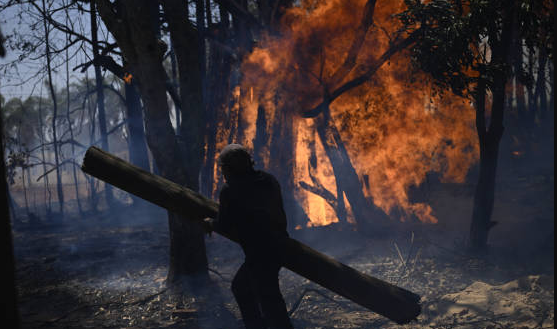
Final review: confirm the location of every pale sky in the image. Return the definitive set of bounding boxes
[0,1,103,101]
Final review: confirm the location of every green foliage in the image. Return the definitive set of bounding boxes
[398,0,553,97]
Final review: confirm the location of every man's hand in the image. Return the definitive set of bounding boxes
[201,217,215,235]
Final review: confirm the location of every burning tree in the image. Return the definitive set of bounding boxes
[217,0,479,230]
[399,0,554,251]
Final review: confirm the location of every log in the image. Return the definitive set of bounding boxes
[81,146,421,324]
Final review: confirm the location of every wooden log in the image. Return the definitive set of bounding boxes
[81,146,421,324]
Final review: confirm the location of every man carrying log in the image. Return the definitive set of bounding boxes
[82,146,421,325]
[203,144,294,329]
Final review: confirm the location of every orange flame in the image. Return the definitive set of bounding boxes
[123,73,133,84]
[222,0,479,226]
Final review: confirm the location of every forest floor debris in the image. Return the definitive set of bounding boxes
[12,168,554,328]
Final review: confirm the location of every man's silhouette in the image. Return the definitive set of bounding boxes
[205,144,294,329]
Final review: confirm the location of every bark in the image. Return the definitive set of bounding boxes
[314,107,388,231]
[534,46,548,120]
[201,3,233,198]
[38,91,52,217]
[85,77,99,212]
[162,0,205,188]
[169,45,181,129]
[0,101,20,329]
[268,106,309,229]
[66,33,83,215]
[82,146,422,325]
[513,40,527,128]
[252,105,270,168]
[469,77,500,250]
[527,49,536,127]
[90,1,113,207]
[42,0,64,217]
[97,0,209,281]
[469,5,514,251]
[124,80,150,171]
[550,62,554,115]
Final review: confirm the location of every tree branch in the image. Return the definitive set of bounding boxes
[213,0,262,29]
[327,0,377,89]
[301,31,419,118]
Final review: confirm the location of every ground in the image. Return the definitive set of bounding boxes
[12,154,554,329]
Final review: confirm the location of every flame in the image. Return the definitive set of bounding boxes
[123,73,133,84]
[215,0,479,226]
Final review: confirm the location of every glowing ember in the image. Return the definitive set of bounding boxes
[123,73,133,84]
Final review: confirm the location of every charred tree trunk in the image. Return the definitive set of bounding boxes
[469,77,501,251]
[162,0,209,281]
[527,49,536,128]
[314,107,388,231]
[66,34,84,215]
[469,8,514,251]
[201,3,232,198]
[268,106,309,230]
[169,44,181,130]
[38,91,52,217]
[85,77,99,212]
[534,46,548,120]
[82,146,421,325]
[513,40,528,130]
[124,81,150,171]
[0,94,21,329]
[97,0,209,282]
[90,2,113,207]
[42,0,64,217]
[253,105,270,169]
[550,62,554,116]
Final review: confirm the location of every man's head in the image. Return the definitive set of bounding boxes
[218,144,254,182]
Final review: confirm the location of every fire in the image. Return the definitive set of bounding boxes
[214,0,478,226]
[123,73,133,84]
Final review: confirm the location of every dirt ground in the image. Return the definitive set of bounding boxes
[12,157,554,329]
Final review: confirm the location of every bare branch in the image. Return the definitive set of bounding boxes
[301,31,419,118]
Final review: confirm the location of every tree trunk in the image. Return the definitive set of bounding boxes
[470,79,505,252]
[97,0,209,282]
[469,77,503,251]
[268,106,309,230]
[201,3,232,198]
[162,0,210,281]
[549,62,554,116]
[0,99,21,329]
[469,7,514,251]
[527,48,536,128]
[42,0,64,217]
[66,34,84,215]
[169,44,181,130]
[124,81,150,171]
[513,41,527,129]
[90,1,113,207]
[534,46,548,120]
[37,90,52,217]
[314,107,388,231]
[253,105,270,169]
[85,76,99,212]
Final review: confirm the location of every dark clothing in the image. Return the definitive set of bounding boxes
[215,170,293,329]
[215,170,289,261]
[232,262,292,329]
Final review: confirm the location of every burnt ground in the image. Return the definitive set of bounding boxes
[12,158,554,329]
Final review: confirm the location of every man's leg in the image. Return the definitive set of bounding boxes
[232,263,265,329]
[253,264,294,329]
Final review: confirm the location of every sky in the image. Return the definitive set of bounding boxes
[0,0,101,102]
